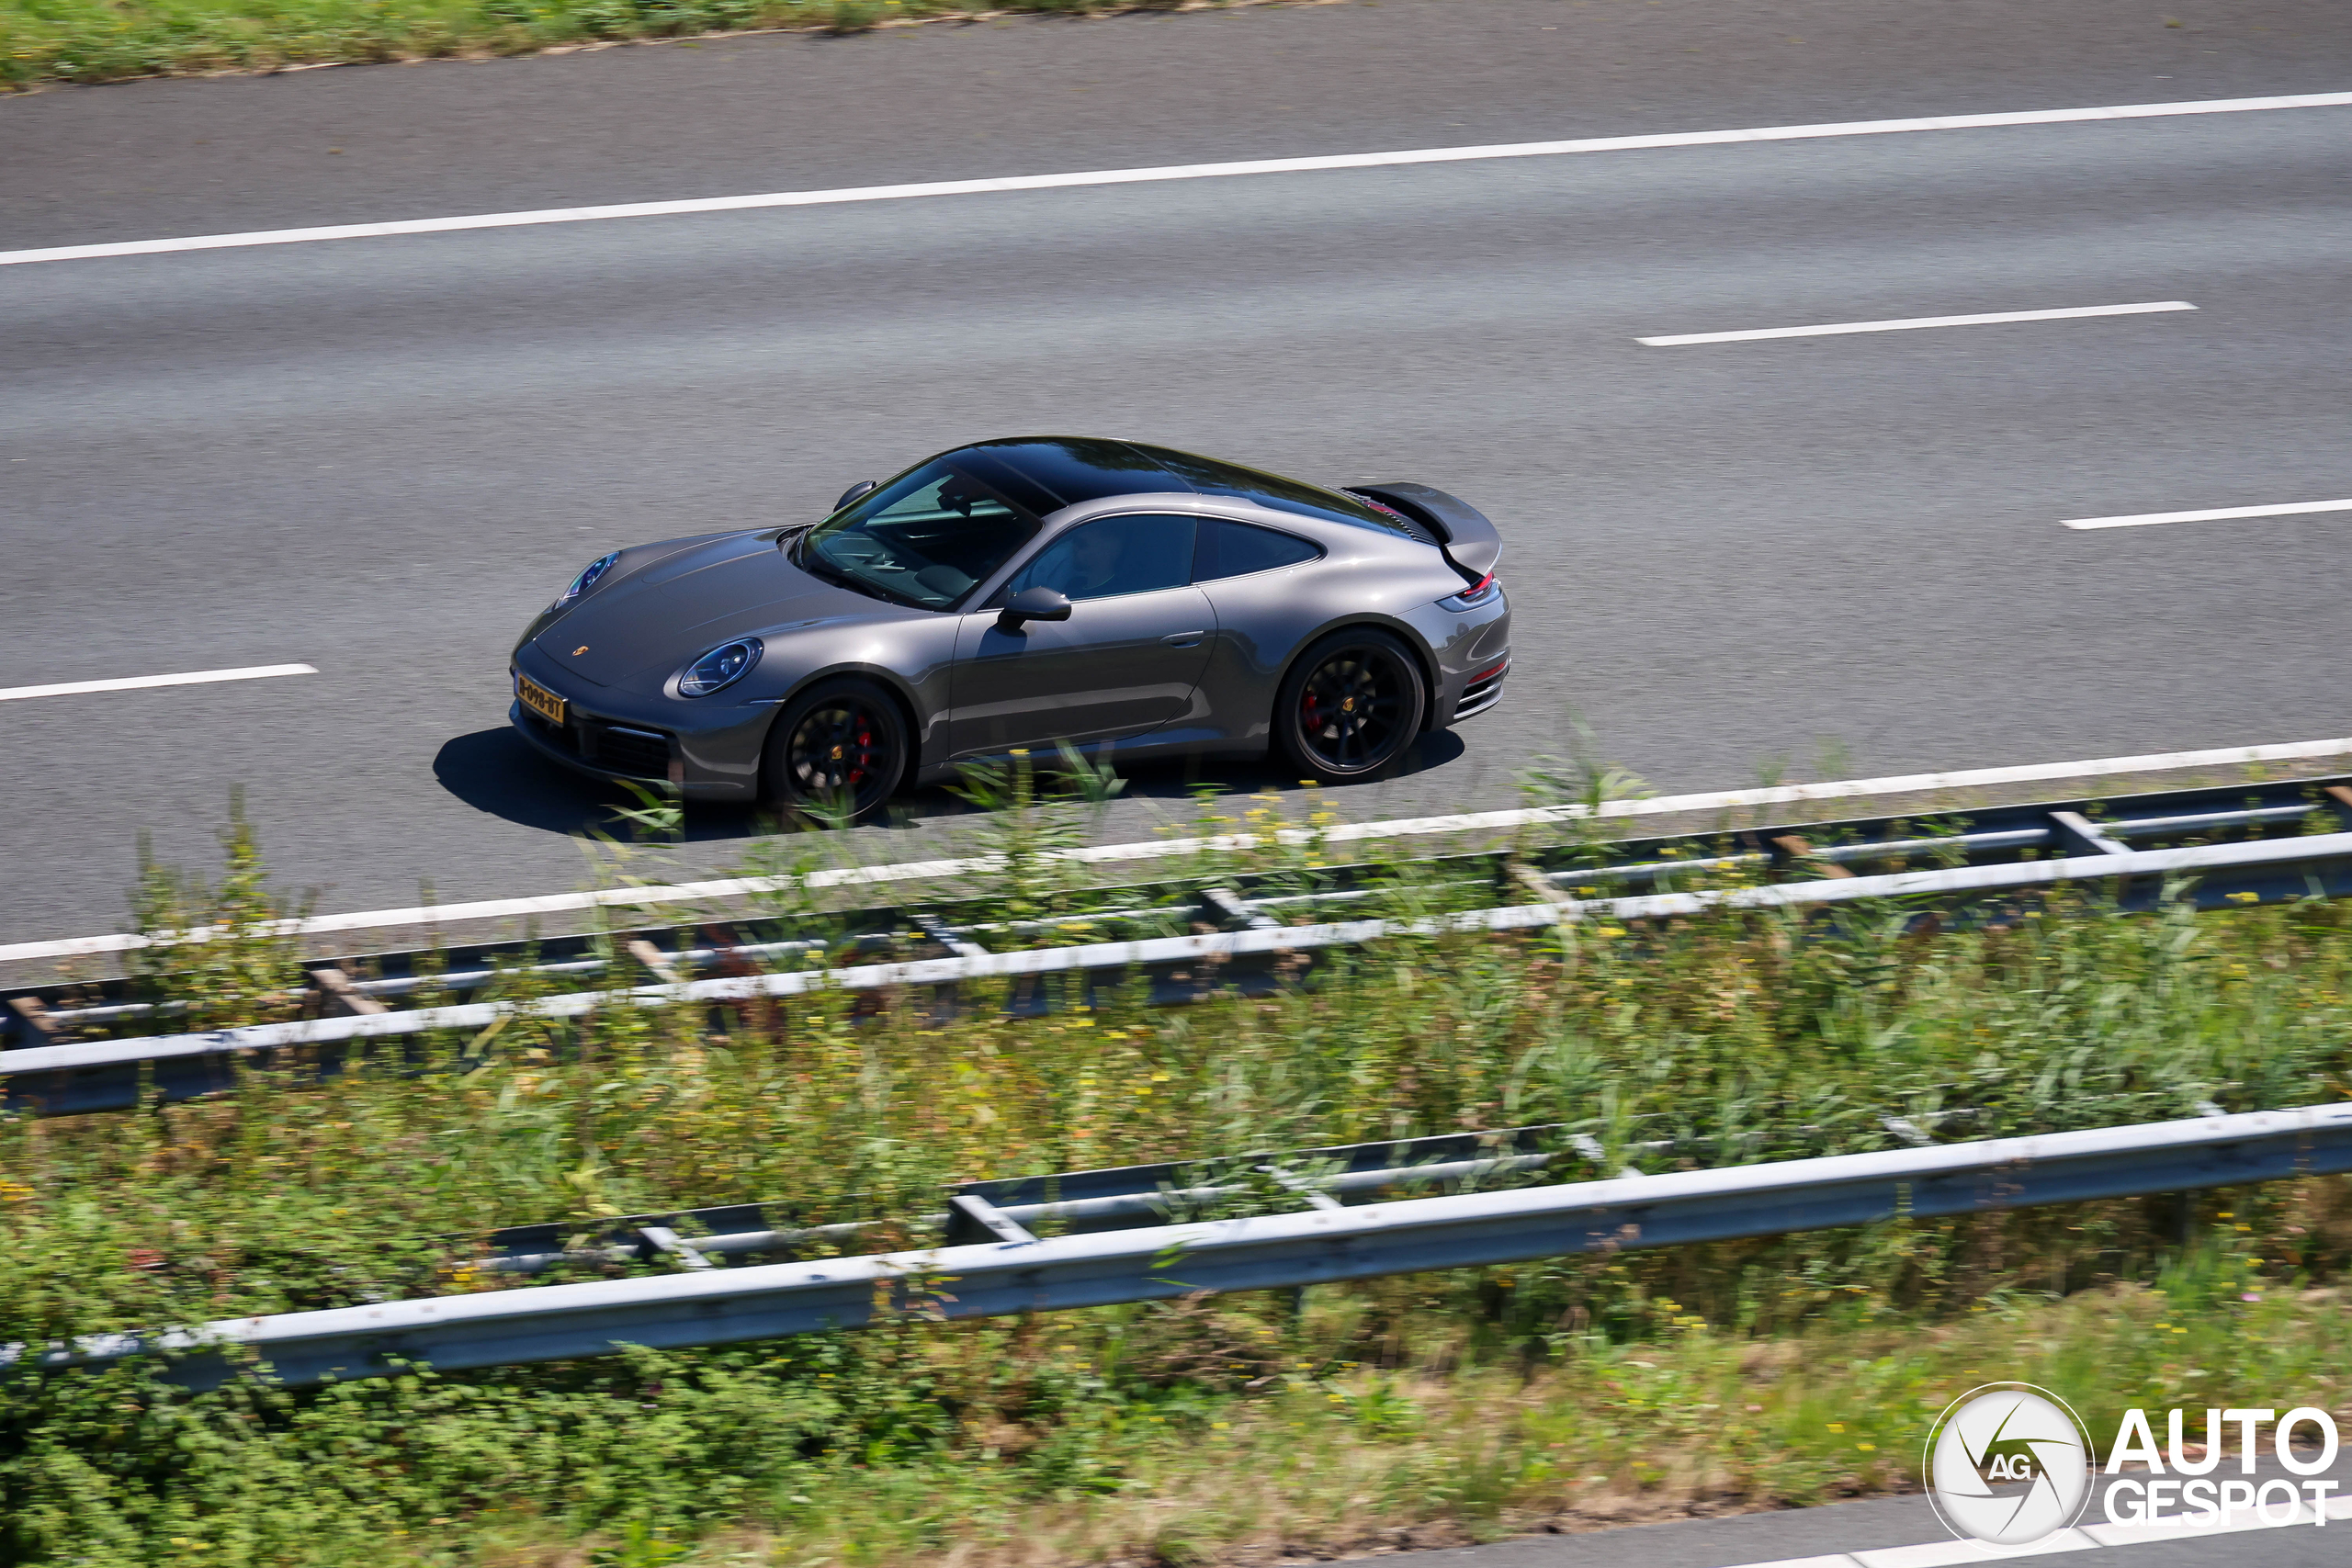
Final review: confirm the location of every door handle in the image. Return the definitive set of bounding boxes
[1161,631,1207,647]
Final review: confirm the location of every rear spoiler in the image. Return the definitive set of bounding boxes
[1346,483,1502,583]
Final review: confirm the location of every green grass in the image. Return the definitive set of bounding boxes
[0,0,1159,92]
[5,784,2352,1564]
[6,1256,2349,1565]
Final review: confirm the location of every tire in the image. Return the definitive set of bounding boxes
[762,678,909,827]
[1272,627,1428,784]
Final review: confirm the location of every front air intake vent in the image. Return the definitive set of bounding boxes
[585,724,674,780]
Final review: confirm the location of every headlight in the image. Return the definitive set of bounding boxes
[679,638,762,697]
[554,551,619,610]
[1438,571,1500,611]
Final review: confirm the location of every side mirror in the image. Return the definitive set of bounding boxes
[997,586,1073,632]
[833,479,878,512]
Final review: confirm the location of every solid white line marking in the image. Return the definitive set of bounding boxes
[4,92,2349,268]
[1853,1529,2098,1568]
[3,732,2346,965]
[0,664,318,703]
[1703,1492,2344,1568]
[1637,301,2194,347]
[2062,497,2352,531]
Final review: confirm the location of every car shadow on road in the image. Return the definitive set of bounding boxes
[852,728,1475,836]
[432,725,1471,845]
[1069,728,1471,812]
[431,728,773,844]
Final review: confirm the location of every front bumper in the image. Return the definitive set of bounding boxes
[511,698,685,790]
[507,646,769,802]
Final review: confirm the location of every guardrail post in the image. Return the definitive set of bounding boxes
[1567,1133,1643,1179]
[306,968,385,1019]
[2049,811,2133,858]
[949,1192,1040,1245]
[912,913,990,960]
[626,940,682,984]
[636,1225,713,1269]
[1202,888,1278,931]
[1255,1165,1344,1212]
[1771,836,1854,879]
[1509,862,1575,909]
[4,996,59,1048]
[1881,1116,1932,1147]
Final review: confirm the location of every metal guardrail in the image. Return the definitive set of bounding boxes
[16,737,2349,971]
[476,1107,1994,1276]
[8,776,2351,1115]
[12,1102,2346,1389]
[479,1123,1576,1274]
[8,830,2352,1118]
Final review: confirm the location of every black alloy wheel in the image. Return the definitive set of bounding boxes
[1276,628,1427,784]
[763,679,908,826]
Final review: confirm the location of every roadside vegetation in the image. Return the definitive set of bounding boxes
[4,767,2351,1564]
[2,0,1202,93]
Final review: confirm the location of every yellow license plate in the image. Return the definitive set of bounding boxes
[516,674,566,725]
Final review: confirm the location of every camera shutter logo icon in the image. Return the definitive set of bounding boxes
[1924,1383,2094,1546]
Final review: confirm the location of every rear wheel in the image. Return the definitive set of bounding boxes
[1273,628,1427,784]
[763,679,908,826]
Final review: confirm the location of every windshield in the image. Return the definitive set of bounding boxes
[797,461,1040,610]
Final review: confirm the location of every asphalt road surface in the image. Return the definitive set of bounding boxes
[1395,1453,2352,1568]
[4,0,2351,944]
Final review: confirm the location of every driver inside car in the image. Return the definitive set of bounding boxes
[1064,525,1125,599]
[1015,518,1169,603]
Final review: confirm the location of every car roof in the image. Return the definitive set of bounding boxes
[947,437,1177,513]
[943,436,1434,545]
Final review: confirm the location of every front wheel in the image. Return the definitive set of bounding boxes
[762,678,908,826]
[1272,628,1428,784]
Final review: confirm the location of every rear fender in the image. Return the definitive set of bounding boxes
[1291,615,1445,734]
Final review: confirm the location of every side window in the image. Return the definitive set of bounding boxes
[1006,514,1196,603]
[1193,518,1321,582]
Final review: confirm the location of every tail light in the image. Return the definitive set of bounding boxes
[1439,571,1500,611]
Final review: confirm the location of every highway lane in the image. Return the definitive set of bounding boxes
[4,13,2351,944]
[9,0,2350,253]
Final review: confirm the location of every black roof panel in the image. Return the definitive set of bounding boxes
[960,437,1184,509]
[944,436,1430,544]
[1125,442,1424,540]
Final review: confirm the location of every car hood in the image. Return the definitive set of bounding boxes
[535,533,895,689]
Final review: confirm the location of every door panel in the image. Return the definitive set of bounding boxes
[949,586,1216,757]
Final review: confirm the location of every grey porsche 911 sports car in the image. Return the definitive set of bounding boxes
[510,437,1510,823]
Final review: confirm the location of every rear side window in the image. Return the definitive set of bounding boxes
[1193,518,1321,582]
